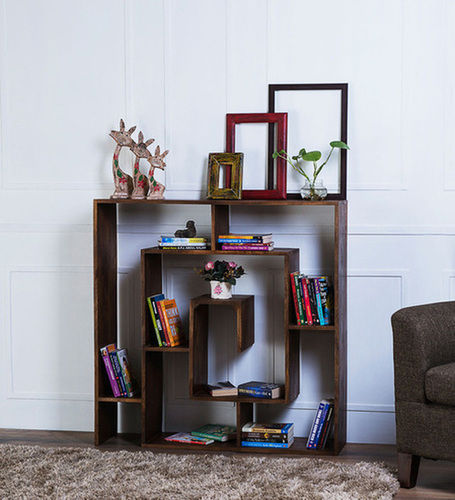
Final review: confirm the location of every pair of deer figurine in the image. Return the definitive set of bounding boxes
[110,119,169,199]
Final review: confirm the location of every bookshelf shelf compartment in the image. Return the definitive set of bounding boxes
[94,198,347,455]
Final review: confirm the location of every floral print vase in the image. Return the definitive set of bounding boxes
[210,280,232,299]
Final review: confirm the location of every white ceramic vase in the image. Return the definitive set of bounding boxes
[210,280,232,299]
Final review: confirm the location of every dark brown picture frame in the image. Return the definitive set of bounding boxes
[268,83,348,200]
[207,152,243,200]
[226,113,288,200]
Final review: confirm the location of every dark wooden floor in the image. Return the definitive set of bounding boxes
[1,429,454,499]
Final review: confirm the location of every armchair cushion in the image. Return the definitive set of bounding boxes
[425,362,455,406]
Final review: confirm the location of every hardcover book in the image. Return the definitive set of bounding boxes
[207,381,237,397]
[116,348,134,397]
[147,294,165,346]
[241,438,294,449]
[156,300,171,346]
[238,381,283,399]
[241,422,294,434]
[220,244,274,251]
[191,424,236,442]
[164,432,214,445]
[100,346,121,397]
[160,237,207,244]
[218,233,272,243]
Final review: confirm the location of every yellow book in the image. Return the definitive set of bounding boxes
[161,299,183,347]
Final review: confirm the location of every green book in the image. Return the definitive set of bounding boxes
[147,296,162,347]
[191,424,236,442]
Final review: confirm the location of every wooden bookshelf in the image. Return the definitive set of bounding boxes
[93,198,347,455]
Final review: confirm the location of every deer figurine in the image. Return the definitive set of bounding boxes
[146,145,169,199]
[130,131,154,199]
[109,119,136,199]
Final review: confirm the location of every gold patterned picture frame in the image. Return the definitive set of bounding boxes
[207,153,243,199]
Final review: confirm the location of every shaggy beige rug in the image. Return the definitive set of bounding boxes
[0,444,399,499]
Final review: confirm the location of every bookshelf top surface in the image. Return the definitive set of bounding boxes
[94,198,346,207]
[142,247,299,257]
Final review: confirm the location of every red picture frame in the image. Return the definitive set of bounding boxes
[226,113,288,200]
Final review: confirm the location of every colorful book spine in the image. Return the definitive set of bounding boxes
[218,238,266,244]
[242,435,289,443]
[241,440,293,449]
[294,274,306,325]
[290,273,301,325]
[156,300,170,346]
[158,246,207,250]
[221,244,273,251]
[307,402,325,449]
[318,405,334,449]
[313,278,325,326]
[300,278,313,325]
[243,424,293,434]
[100,348,121,397]
[219,234,271,240]
[307,279,319,325]
[109,351,127,397]
[147,297,162,347]
[151,297,166,345]
[238,387,276,398]
[319,277,332,325]
[160,237,207,243]
[161,300,180,347]
[116,349,134,397]
[313,401,331,447]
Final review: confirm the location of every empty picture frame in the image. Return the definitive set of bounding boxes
[207,152,243,199]
[268,83,348,200]
[226,113,288,200]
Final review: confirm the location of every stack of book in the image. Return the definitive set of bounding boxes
[241,422,294,449]
[290,273,333,326]
[100,343,135,398]
[165,424,236,445]
[146,294,183,347]
[238,381,283,399]
[306,399,334,449]
[218,233,274,252]
[158,236,208,250]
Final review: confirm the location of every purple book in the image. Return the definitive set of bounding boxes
[100,347,121,397]
[221,244,274,251]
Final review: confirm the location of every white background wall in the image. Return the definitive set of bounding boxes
[1,0,454,444]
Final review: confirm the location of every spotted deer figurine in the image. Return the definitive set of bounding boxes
[109,119,136,199]
[130,131,154,199]
[146,145,169,199]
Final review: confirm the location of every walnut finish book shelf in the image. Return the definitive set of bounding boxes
[94,198,347,455]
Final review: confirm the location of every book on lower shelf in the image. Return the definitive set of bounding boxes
[146,295,184,347]
[218,233,274,252]
[191,424,236,442]
[290,273,333,326]
[237,381,283,399]
[100,343,135,398]
[306,399,334,449]
[164,433,214,445]
[241,422,295,448]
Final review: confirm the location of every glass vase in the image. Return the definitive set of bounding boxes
[300,179,328,201]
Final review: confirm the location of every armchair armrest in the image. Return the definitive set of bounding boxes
[391,301,455,403]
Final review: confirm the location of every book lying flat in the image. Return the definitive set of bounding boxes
[238,381,283,399]
[207,381,238,397]
[164,433,214,445]
[191,424,236,442]
[242,422,294,434]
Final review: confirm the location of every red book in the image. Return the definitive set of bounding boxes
[156,300,171,346]
[301,278,313,326]
[290,272,300,325]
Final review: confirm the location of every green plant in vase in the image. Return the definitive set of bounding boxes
[273,141,349,200]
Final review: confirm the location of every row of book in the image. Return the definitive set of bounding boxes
[158,236,208,250]
[218,233,274,252]
[100,343,135,398]
[290,272,333,326]
[306,399,334,449]
[206,380,283,399]
[147,294,183,347]
[242,422,294,449]
[164,422,294,449]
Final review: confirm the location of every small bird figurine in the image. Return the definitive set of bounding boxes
[174,220,196,238]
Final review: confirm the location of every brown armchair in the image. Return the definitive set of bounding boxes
[391,301,455,488]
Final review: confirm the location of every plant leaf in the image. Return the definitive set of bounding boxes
[302,151,322,162]
[298,148,307,157]
[329,140,350,150]
[272,152,279,159]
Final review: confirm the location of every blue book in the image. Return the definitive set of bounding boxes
[238,381,282,399]
[314,401,332,447]
[313,278,325,326]
[218,238,265,244]
[307,400,332,449]
[241,440,293,449]
[109,351,127,397]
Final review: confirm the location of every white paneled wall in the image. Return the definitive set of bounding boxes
[1,0,454,444]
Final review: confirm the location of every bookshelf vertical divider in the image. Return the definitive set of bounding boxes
[94,198,347,455]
